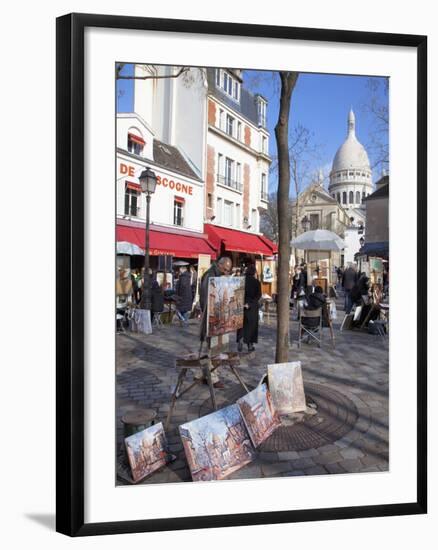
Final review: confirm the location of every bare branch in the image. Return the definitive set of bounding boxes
[116,66,190,81]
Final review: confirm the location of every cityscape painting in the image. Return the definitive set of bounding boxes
[267,362,307,415]
[125,422,169,482]
[237,384,281,447]
[207,276,245,337]
[179,404,254,481]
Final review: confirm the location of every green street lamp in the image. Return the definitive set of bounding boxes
[139,167,157,310]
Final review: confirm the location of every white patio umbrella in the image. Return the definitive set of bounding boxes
[116,241,144,256]
[291,229,345,251]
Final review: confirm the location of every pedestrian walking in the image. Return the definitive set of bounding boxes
[342,263,357,313]
[175,266,193,325]
[237,264,262,352]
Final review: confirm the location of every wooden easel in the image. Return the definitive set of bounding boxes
[165,310,249,430]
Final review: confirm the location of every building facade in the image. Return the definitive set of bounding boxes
[291,174,351,266]
[203,68,276,266]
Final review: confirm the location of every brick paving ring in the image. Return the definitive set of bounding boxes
[198,381,359,452]
[260,382,359,452]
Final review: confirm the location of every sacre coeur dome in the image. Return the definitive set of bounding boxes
[331,109,371,173]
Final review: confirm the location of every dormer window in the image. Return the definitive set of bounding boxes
[215,69,240,102]
[256,97,267,128]
[127,132,145,155]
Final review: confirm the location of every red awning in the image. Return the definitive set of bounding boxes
[204,224,276,256]
[117,224,217,259]
[128,132,145,145]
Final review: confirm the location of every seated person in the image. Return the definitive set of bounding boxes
[301,286,328,328]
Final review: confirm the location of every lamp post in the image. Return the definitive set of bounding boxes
[359,236,365,248]
[139,167,157,310]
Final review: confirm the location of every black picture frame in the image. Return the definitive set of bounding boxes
[56,12,427,537]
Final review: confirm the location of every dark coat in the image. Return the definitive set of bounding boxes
[175,271,193,313]
[342,267,357,290]
[291,272,306,297]
[199,263,222,341]
[150,281,164,313]
[238,275,261,344]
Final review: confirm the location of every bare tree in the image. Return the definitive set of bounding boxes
[275,71,299,364]
[363,78,389,173]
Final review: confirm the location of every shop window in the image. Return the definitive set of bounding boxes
[173,197,184,226]
[124,187,139,217]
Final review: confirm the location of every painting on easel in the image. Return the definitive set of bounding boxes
[207,276,245,337]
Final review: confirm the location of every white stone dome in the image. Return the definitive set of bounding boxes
[331,110,371,173]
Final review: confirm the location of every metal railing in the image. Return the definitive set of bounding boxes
[217,174,243,192]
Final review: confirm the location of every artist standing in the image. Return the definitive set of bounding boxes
[237,264,262,352]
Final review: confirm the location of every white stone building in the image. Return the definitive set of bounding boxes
[328,109,374,227]
[203,68,276,269]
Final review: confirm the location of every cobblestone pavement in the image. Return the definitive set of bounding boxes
[116,298,389,484]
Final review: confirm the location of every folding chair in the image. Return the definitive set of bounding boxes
[152,311,164,327]
[298,307,322,348]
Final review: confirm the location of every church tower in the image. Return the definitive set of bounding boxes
[328,109,373,225]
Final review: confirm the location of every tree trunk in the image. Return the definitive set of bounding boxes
[274,72,299,363]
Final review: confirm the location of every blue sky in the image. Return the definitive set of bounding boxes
[117,65,388,196]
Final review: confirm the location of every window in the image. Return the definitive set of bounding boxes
[262,135,268,154]
[337,173,341,179]
[219,109,224,131]
[251,208,257,230]
[362,191,366,201]
[235,204,241,228]
[226,114,234,137]
[342,191,347,204]
[356,191,361,204]
[225,157,234,187]
[124,188,139,217]
[217,69,240,102]
[261,173,268,201]
[310,213,319,230]
[257,98,267,127]
[207,193,213,208]
[173,198,184,226]
[224,200,233,226]
[349,191,354,204]
[349,171,354,177]
[237,121,242,141]
[337,193,341,203]
[216,198,223,223]
[217,153,224,178]
[127,136,144,156]
[236,163,242,186]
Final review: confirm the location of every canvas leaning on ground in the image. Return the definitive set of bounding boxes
[237,384,281,447]
[179,405,254,481]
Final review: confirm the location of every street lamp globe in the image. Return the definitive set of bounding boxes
[139,167,157,195]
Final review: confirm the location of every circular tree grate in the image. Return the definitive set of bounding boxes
[198,381,358,452]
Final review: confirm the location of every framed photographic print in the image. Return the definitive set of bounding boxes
[56,12,427,536]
